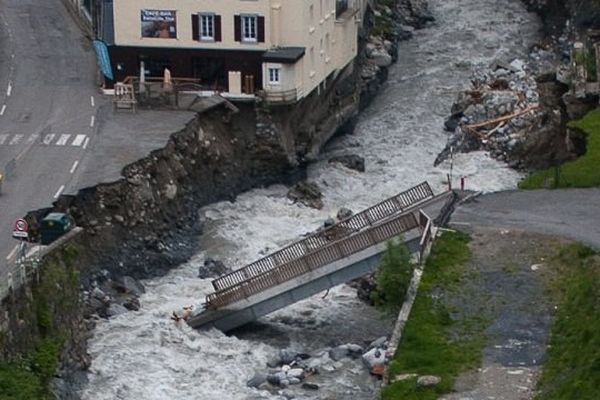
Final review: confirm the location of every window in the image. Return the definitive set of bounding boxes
[268,67,280,84]
[200,14,214,40]
[242,15,257,42]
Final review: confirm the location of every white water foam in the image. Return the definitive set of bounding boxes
[82,1,541,399]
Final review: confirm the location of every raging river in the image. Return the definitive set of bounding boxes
[81,1,541,399]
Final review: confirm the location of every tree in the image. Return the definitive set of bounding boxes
[370,237,413,313]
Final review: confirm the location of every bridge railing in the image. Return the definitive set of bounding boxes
[211,181,434,291]
[205,211,421,309]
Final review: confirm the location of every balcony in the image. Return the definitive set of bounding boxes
[258,88,299,105]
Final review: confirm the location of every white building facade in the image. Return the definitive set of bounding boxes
[102,0,365,102]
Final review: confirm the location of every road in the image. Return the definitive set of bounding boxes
[451,189,600,249]
[0,0,100,287]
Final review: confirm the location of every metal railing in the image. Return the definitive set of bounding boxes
[211,182,434,292]
[206,211,421,309]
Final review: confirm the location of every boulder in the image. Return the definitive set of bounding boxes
[106,303,128,317]
[123,297,141,311]
[417,375,442,386]
[369,49,393,67]
[198,257,228,279]
[329,154,365,172]
[329,346,349,361]
[246,373,267,388]
[362,347,386,368]
[287,368,305,379]
[113,276,145,296]
[336,207,354,220]
[301,383,319,391]
[287,182,324,209]
[369,336,388,349]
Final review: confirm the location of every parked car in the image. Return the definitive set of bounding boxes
[40,212,73,245]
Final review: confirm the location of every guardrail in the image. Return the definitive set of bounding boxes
[211,182,434,292]
[0,228,83,301]
[206,211,421,309]
[418,210,433,263]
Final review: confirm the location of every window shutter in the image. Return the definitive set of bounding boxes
[215,15,222,42]
[234,15,241,42]
[192,14,199,41]
[257,16,265,43]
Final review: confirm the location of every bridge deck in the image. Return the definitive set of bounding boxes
[211,182,434,292]
[188,185,454,331]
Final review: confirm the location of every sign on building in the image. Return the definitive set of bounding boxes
[141,10,177,39]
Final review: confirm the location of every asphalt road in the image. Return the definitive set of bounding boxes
[0,0,100,281]
[451,189,600,249]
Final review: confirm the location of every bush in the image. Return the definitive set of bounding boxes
[0,364,43,400]
[370,238,413,313]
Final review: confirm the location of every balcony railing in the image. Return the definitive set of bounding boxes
[258,88,299,105]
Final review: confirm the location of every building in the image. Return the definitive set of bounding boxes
[95,0,365,103]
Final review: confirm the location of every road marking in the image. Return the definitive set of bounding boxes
[9,134,23,145]
[42,133,56,145]
[6,81,12,97]
[90,96,95,107]
[26,134,39,143]
[70,160,79,174]
[6,244,19,261]
[54,185,65,199]
[0,104,6,115]
[90,115,95,127]
[71,134,86,146]
[83,137,90,149]
[56,134,71,146]
[0,134,7,145]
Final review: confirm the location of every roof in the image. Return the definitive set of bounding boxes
[262,47,305,64]
[43,212,68,221]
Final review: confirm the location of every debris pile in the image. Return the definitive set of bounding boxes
[435,58,545,168]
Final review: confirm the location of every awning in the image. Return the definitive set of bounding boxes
[262,47,305,64]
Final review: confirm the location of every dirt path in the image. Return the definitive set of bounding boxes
[439,226,568,400]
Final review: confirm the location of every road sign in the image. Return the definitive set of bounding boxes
[12,218,29,239]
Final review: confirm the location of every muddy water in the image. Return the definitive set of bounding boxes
[81,1,541,399]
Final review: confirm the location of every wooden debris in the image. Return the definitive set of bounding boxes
[464,104,539,130]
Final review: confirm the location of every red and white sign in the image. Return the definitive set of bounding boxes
[12,218,29,239]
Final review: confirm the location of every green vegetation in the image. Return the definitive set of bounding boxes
[535,244,600,400]
[520,109,600,188]
[0,244,82,399]
[371,238,413,313]
[381,231,484,400]
[0,365,43,400]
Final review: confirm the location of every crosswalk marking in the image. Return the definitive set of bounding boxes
[9,134,23,145]
[42,134,56,145]
[0,133,88,147]
[56,134,71,146]
[71,134,86,146]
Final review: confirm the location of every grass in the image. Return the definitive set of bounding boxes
[519,108,600,189]
[535,244,600,400]
[381,231,485,400]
